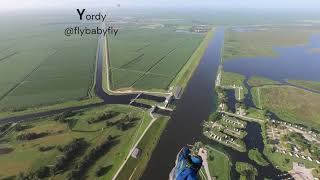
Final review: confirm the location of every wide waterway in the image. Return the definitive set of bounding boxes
[141,29,224,180]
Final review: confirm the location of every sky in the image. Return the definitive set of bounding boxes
[1,0,320,11]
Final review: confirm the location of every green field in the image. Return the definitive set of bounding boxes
[0,104,155,179]
[206,146,232,180]
[223,27,320,59]
[108,27,205,90]
[0,19,98,111]
[252,85,320,129]
[287,79,320,92]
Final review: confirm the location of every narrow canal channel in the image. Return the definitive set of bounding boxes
[141,29,224,180]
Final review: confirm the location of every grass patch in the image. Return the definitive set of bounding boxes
[134,99,159,106]
[115,116,169,180]
[206,146,232,180]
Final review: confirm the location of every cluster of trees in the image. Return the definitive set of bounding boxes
[53,138,87,173]
[17,166,51,180]
[17,138,87,179]
[95,165,113,177]
[105,114,139,131]
[87,111,119,124]
[208,112,222,122]
[281,132,310,151]
[235,101,247,110]
[235,162,258,180]
[54,111,76,122]
[216,87,229,107]
[38,145,55,152]
[68,135,115,179]
[0,123,11,133]
[248,149,269,166]
[16,132,49,140]
[14,124,33,131]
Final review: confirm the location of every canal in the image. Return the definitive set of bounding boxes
[141,29,224,180]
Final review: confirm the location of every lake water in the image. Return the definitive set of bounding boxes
[224,34,320,82]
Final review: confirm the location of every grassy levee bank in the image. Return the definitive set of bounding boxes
[115,116,169,180]
[170,29,214,89]
[0,97,103,120]
[0,104,152,179]
[248,76,281,87]
[251,85,320,129]
[287,79,320,92]
[206,146,232,180]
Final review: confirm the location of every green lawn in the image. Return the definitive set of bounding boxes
[115,116,169,180]
[223,27,320,59]
[108,26,206,90]
[252,85,320,129]
[206,146,232,180]
[0,104,154,179]
[287,79,320,92]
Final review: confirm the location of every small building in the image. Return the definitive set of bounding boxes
[131,148,141,159]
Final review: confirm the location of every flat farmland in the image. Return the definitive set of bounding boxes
[0,19,98,110]
[108,27,204,90]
